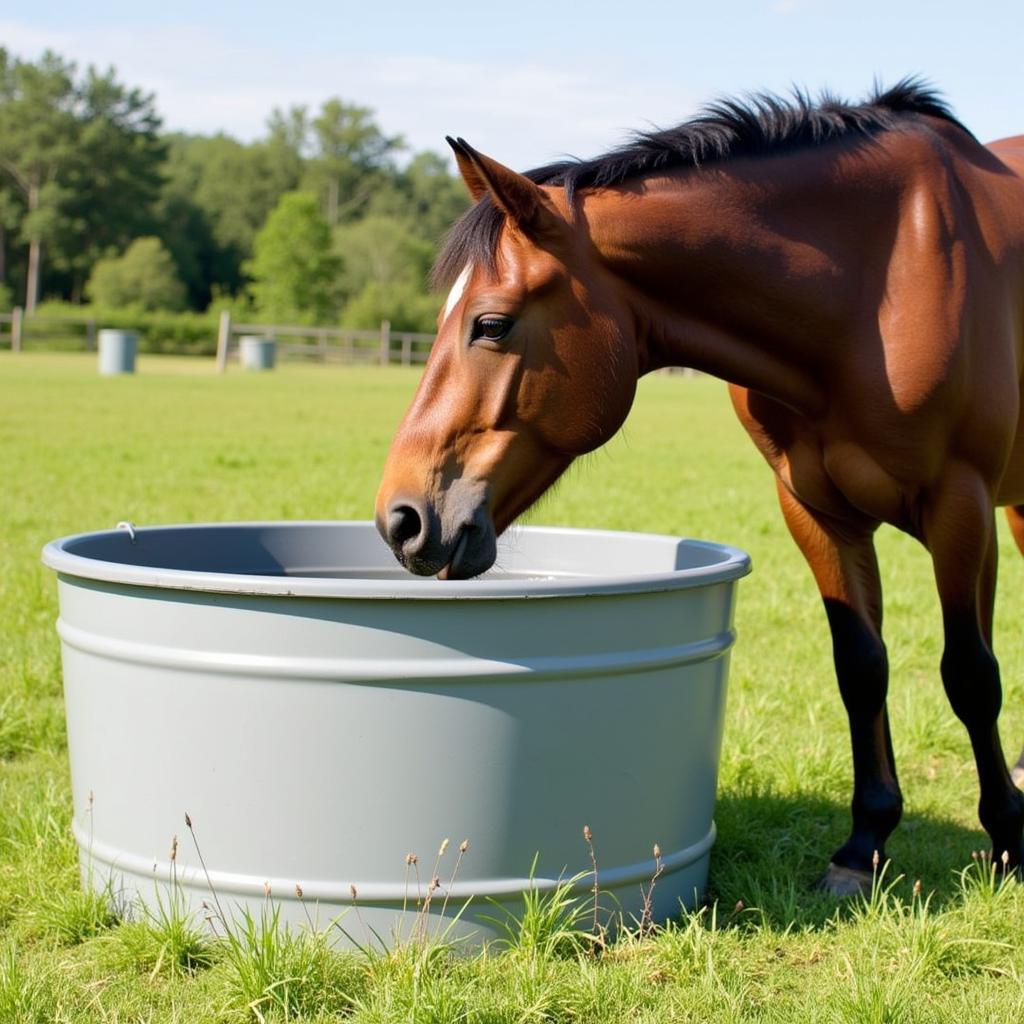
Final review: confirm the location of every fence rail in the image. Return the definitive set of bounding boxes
[0,308,435,367]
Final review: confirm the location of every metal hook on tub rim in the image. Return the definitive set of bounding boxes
[115,521,137,544]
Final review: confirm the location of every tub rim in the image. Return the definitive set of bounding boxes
[42,520,750,601]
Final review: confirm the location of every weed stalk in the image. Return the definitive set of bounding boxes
[583,825,600,940]
[638,842,664,937]
[184,812,229,933]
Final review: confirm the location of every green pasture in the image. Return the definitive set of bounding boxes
[2,352,1024,1022]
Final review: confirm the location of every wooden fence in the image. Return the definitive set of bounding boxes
[0,308,435,368]
[215,313,433,371]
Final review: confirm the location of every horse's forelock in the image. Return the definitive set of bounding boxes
[432,196,503,291]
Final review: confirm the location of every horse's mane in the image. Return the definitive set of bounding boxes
[433,77,969,288]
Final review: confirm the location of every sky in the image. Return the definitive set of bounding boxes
[1,0,1020,171]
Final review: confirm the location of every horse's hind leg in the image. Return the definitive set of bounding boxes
[1002,505,1024,788]
[927,471,1024,865]
[775,482,902,895]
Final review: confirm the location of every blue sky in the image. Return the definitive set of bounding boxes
[2,1,1019,169]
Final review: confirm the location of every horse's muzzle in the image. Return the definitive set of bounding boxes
[377,496,497,579]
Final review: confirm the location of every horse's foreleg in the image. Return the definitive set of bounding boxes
[1002,505,1024,788]
[927,472,1024,866]
[775,481,901,895]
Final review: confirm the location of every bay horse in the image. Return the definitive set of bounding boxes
[376,80,1024,895]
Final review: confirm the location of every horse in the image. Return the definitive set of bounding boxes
[375,80,1024,895]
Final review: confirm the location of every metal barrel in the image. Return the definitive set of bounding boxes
[98,330,138,375]
[239,335,276,370]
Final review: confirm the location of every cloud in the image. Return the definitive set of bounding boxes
[0,18,697,168]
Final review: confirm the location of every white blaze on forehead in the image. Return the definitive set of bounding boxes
[442,264,473,323]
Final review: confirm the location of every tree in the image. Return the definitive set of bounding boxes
[333,215,442,332]
[154,135,242,308]
[86,236,186,311]
[303,99,404,226]
[265,104,309,183]
[0,177,24,300]
[334,215,434,303]
[0,49,78,311]
[245,192,340,324]
[160,132,304,298]
[341,280,438,333]
[54,66,165,300]
[0,47,469,314]
[0,50,164,308]
[368,151,470,245]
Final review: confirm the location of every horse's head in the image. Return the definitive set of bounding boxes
[375,140,639,578]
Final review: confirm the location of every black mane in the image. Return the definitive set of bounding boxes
[434,78,969,288]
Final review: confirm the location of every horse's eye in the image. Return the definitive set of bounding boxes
[472,316,513,344]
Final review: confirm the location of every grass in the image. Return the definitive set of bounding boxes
[3,351,1024,1020]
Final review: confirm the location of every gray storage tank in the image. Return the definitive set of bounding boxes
[43,521,749,946]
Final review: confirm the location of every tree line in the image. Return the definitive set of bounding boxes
[0,49,471,331]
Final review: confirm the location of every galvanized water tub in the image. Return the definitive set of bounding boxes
[98,329,138,375]
[239,335,276,370]
[43,522,749,945]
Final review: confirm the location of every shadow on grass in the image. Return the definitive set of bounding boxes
[707,787,988,931]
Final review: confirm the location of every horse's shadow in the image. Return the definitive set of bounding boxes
[706,788,990,931]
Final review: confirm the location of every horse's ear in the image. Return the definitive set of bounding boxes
[447,136,490,203]
[446,137,563,239]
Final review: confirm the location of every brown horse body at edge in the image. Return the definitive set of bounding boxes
[376,81,1024,894]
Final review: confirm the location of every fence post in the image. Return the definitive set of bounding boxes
[216,310,232,373]
[11,306,23,352]
[86,319,97,351]
[401,335,412,366]
[379,319,391,365]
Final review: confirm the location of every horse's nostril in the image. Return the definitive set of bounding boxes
[388,504,424,550]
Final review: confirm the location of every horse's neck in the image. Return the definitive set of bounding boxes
[585,156,888,415]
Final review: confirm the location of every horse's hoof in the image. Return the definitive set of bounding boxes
[1011,764,1024,791]
[816,862,874,897]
